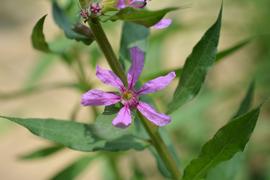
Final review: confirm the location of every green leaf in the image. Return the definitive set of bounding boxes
[206,82,255,180]
[24,54,56,87]
[168,6,223,114]
[182,107,261,180]
[0,82,79,100]
[19,145,63,160]
[108,7,177,27]
[79,0,91,8]
[143,38,251,82]
[52,1,94,45]
[233,81,255,118]
[51,155,96,180]
[119,22,149,66]
[31,15,51,53]
[216,39,251,63]
[1,115,148,152]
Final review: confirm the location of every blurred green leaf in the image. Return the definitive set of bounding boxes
[143,38,251,82]
[25,54,56,87]
[108,7,177,27]
[79,0,91,8]
[216,39,251,63]
[168,6,223,114]
[19,145,63,160]
[119,22,149,67]
[207,82,255,180]
[1,115,148,152]
[183,106,261,180]
[50,155,96,180]
[31,15,51,53]
[0,82,79,100]
[52,1,94,45]
[233,81,255,118]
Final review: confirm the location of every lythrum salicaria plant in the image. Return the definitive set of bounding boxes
[0,0,263,179]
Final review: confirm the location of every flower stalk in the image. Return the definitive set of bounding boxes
[88,18,181,179]
[88,17,128,86]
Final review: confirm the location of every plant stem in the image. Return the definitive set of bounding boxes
[88,17,127,86]
[88,18,181,179]
[138,112,181,179]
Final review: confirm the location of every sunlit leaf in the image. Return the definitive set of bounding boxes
[168,6,223,114]
[51,155,96,180]
[183,106,261,180]
[108,7,177,27]
[1,115,148,152]
[19,145,63,160]
[31,15,51,53]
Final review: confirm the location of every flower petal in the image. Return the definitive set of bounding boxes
[96,66,124,91]
[117,0,126,9]
[137,101,171,126]
[81,89,120,106]
[128,47,145,89]
[152,18,172,29]
[129,0,147,8]
[138,72,176,95]
[112,105,132,128]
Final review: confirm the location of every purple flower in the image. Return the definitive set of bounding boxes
[116,0,172,29]
[81,47,176,128]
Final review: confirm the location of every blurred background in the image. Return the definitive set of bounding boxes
[0,0,269,179]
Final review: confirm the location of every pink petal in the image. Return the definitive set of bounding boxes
[112,105,132,128]
[96,66,124,91]
[152,18,172,29]
[117,0,126,9]
[129,0,147,8]
[138,72,176,95]
[137,101,171,126]
[127,47,145,89]
[81,89,120,106]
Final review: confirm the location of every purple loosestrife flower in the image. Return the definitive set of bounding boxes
[81,47,176,128]
[117,0,172,29]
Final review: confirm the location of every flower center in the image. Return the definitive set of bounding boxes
[121,90,138,107]
[122,91,133,101]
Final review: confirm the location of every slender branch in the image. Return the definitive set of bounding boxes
[88,18,181,179]
[138,112,181,179]
[88,18,128,86]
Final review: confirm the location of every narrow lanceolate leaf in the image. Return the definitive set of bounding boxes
[143,38,251,81]
[0,115,148,152]
[52,1,94,45]
[216,39,251,63]
[233,81,255,118]
[119,22,149,67]
[108,7,177,27]
[207,82,255,179]
[168,6,223,114]
[19,145,63,160]
[183,107,261,180]
[31,15,51,53]
[51,155,96,180]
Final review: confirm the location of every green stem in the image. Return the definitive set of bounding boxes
[138,113,181,179]
[88,18,127,86]
[88,18,181,179]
